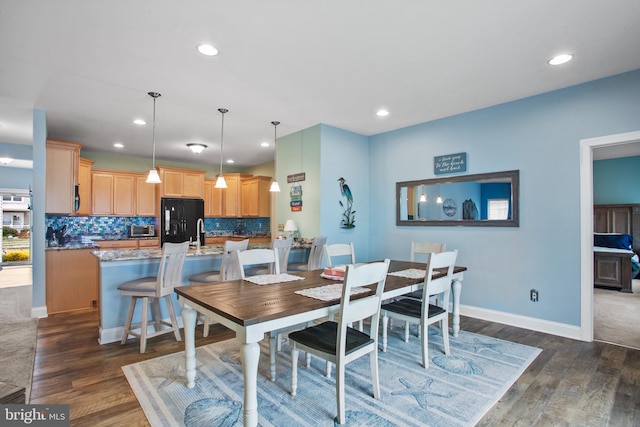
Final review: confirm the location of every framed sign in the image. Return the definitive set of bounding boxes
[434,152,467,175]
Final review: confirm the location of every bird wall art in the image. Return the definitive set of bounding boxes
[338,177,355,228]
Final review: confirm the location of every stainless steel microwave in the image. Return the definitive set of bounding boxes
[130,225,155,237]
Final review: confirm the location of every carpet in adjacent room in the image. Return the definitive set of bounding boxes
[124,325,540,426]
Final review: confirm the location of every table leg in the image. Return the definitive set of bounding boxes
[182,307,197,388]
[451,278,462,337]
[241,341,260,427]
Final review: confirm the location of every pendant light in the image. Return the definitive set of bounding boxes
[145,92,162,184]
[214,108,228,189]
[269,120,281,192]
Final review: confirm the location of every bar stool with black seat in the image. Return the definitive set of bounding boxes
[381,250,458,368]
[287,236,327,272]
[118,241,189,353]
[289,259,390,424]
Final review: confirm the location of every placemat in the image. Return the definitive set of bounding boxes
[388,268,426,279]
[295,283,370,301]
[244,274,305,285]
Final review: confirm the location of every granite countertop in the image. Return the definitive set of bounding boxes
[91,242,273,262]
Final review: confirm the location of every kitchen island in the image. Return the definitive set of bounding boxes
[91,243,308,344]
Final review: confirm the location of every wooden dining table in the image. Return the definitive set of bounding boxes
[176,259,466,427]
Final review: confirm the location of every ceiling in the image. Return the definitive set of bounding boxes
[1,1,640,169]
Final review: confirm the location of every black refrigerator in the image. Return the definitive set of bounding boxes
[160,198,205,246]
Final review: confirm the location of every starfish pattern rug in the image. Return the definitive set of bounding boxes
[123,324,540,426]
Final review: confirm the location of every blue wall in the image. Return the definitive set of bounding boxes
[368,69,640,327]
[593,156,640,204]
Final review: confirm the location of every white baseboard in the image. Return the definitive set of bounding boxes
[460,304,582,341]
[31,306,47,318]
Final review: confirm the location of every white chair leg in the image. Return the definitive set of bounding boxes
[421,320,429,368]
[269,333,277,381]
[336,363,346,424]
[151,298,162,332]
[165,295,181,341]
[370,349,380,399]
[290,345,298,396]
[382,314,389,352]
[276,333,283,351]
[326,361,332,378]
[305,352,311,368]
[140,297,149,354]
[203,316,210,337]
[121,297,136,344]
[404,320,410,343]
[442,318,450,355]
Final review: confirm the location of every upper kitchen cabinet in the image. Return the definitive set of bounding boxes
[157,166,206,199]
[77,158,94,216]
[46,139,82,214]
[241,176,272,217]
[136,175,157,216]
[221,173,251,217]
[91,170,135,216]
[204,179,222,217]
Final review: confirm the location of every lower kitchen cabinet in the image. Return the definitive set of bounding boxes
[46,249,98,314]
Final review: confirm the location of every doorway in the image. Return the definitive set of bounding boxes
[579,130,640,344]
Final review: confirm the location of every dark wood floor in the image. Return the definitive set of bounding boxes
[31,309,640,426]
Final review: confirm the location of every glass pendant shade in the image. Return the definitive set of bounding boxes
[215,175,227,189]
[146,169,161,184]
[269,181,281,192]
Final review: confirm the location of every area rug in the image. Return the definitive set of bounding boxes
[123,325,541,427]
[594,279,640,350]
[0,318,38,403]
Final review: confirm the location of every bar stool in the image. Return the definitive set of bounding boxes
[118,241,189,353]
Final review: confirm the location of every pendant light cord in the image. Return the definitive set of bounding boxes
[219,108,228,175]
[148,92,161,168]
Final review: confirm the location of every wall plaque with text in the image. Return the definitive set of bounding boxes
[434,152,467,175]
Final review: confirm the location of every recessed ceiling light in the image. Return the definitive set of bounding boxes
[261,141,270,147]
[197,44,219,56]
[133,119,146,125]
[548,53,573,66]
[226,159,234,164]
[113,142,124,148]
[376,109,390,117]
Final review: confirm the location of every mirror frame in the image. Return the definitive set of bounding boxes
[396,170,519,227]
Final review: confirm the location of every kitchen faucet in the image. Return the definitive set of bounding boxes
[196,218,204,250]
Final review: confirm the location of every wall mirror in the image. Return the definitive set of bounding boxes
[396,170,519,227]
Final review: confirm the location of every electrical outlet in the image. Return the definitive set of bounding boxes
[530,289,539,302]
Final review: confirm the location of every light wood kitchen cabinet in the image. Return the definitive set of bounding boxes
[157,166,206,199]
[46,248,98,314]
[136,175,157,216]
[91,170,136,216]
[138,238,160,248]
[222,173,251,217]
[91,171,114,215]
[204,179,222,217]
[77,158,94,215]
[46,139,82,214]
[97,239,139,250]
[241,176,272,217]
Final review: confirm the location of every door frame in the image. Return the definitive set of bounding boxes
[579,130,640,341]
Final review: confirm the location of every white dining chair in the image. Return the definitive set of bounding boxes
[289,259,391,424]
[190,239,248,337]
[381,250,458,368]
[324,242,356,267]
[117,241,189,353]
[288,236,327,272]
[246,237,293,275]
[236,248,280,278]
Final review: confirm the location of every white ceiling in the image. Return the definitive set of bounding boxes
[1,1,640,169]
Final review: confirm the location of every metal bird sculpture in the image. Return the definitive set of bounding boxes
[337,177,355,228]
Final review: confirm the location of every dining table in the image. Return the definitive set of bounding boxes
[176,259,466,427]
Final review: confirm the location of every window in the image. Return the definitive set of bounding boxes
[488,199,509,220]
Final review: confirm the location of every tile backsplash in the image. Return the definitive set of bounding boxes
[45,216,270,238]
